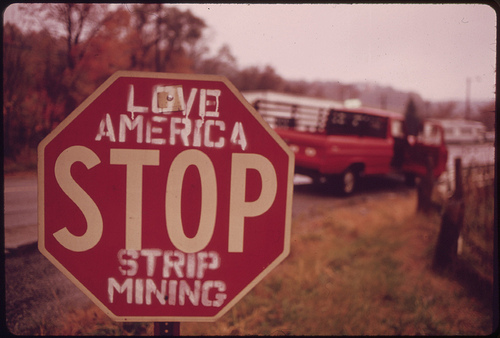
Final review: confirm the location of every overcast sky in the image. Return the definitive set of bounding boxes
[4,3,496,103]
[178,3,496,103]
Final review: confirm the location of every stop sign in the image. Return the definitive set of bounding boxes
[38,71,294,322]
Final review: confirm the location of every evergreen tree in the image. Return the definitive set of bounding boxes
[404,97,420,136]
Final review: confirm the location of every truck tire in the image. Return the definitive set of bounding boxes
[339,169,357,196]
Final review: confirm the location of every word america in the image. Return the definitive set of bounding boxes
[108,249,227,307]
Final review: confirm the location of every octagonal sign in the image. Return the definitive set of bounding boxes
[38,71,294,322]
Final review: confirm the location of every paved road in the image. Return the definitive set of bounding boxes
[4,172,38,252]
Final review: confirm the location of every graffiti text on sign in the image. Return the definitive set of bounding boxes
[108,249,227,307]
[95,85,248,150]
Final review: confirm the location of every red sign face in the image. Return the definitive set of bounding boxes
[38,71,294,322]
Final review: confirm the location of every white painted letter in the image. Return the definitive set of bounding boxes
[168,280,178,305]
[147,116,168,145]
[201,280,227,307]
[127,85,148,119]
[95,114,116,142]
[204,120,225,148]
[141,249,162,277]
[108,277,133,304]
[165,150,217,253]
[135,278,144,304]
[110,149,160,250]
[53,146,103,252]
[170,117,191,146]
[179,280,201,306]
[196,251,220,279]
[201,281,214,307]
[146,279,167,305]
[163,250,185,278]
[118,249,139,276]
[119,114,143,143]
[193,120,203,147]
[228,153,277,252]
[199,89,221,119]
[230,122,247,151]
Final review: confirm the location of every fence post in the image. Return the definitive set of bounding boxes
[432,158,465,270]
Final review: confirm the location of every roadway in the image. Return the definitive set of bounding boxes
[4,172,38,253]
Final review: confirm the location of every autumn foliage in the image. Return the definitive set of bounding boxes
[3,4,287,162]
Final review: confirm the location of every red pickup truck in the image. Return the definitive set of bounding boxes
[244,91,448,195]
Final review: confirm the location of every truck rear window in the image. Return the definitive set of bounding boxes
[326,110,388,138]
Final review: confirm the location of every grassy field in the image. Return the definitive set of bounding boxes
[33,186,495,336]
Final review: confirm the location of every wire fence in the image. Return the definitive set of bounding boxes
[459,162,495,284]
[437,160,495,197]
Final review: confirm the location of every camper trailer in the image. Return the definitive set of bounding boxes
[430,119,487,144]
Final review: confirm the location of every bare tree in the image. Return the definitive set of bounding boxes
[126,4,205,72]
[19,4,124,114]
[3,23,31,158]
[193,44,239,78]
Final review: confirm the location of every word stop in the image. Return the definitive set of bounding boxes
[52,146,278,253]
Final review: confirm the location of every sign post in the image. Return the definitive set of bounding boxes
[38,71,294,323]
[154,322,180,336]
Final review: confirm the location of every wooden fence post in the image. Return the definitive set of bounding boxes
[432,158,465,270]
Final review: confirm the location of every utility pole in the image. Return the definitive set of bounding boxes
[465,77,471,120]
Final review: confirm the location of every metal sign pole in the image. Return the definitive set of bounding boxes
[154,322,180,336]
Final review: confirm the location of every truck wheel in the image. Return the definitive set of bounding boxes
[339,169,357,196]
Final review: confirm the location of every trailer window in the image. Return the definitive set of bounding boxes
[326,110,388,138]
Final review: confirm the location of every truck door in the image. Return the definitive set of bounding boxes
[402,120,448,179]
